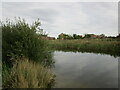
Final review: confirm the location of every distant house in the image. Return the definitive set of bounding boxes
[84,34,106,39]
[58,33,65,40]
[47,37,55,40]
[90,34,97,39]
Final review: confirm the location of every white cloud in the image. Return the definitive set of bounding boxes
[2,2,118,37]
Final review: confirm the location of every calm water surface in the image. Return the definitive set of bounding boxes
[53,51,118,88]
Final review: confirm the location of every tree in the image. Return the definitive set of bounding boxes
[100,34,105,38]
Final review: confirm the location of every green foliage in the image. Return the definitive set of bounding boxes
[73,34,82,39]
[57,33,73,40]
[1,18,54,66]
[84,34,94,38]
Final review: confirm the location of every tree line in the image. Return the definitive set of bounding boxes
[56,33,120,40]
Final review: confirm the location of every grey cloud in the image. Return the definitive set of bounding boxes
[31,8,59,22]
[2,2,118,37]
[118,2,120,33]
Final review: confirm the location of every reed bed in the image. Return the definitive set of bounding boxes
[49,39,120,57]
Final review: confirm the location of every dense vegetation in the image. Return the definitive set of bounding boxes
[49,39,120,57]
[2,18,54,67]
[1,18,54,88]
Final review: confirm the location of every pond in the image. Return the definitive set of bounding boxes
[53,51,118,88]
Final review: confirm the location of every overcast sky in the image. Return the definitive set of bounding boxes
[2,2,118,37]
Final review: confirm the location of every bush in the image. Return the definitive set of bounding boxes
[1,18,54,66]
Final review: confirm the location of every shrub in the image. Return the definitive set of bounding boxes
[1,18,54,66]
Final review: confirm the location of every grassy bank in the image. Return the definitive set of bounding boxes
[1,18,55,88]
[49,39,120,57]
[3,58,55,88]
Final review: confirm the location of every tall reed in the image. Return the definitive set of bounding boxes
[3,58,55,88]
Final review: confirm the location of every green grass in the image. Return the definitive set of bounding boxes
[3,58,55,88]
[49,39,120,57]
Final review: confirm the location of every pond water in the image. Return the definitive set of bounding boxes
[53,51,118,88]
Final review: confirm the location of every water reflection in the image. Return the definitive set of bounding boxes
[53,51,118,88]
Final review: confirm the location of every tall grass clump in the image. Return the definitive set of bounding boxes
[1,18,54,67]
[3,58,55,88]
